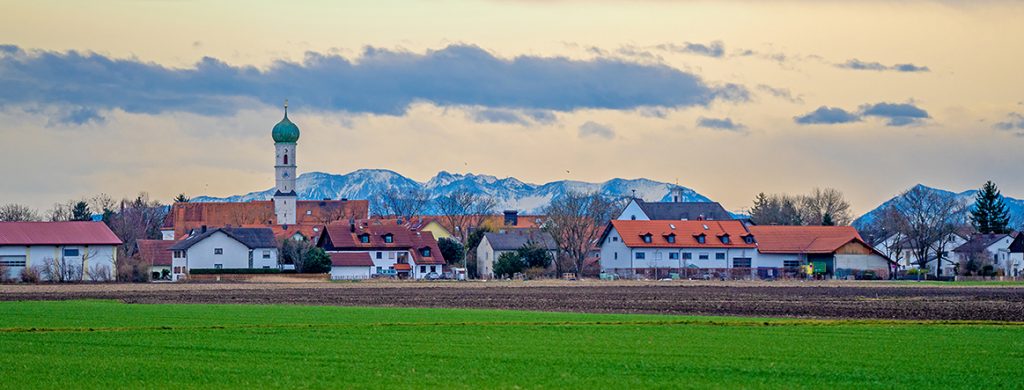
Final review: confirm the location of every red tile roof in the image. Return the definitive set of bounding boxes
[748,226,863,254]
[0,222,122,246]
[319,220,445,264]
[393,263,412,271]
[608,220,755,249]
[136,239,174,266]
[329,252,374,267]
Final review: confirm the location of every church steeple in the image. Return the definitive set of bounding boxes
[272,100,298,225]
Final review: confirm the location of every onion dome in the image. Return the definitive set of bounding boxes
[272,101,300,143]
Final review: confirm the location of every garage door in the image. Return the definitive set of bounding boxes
[0,256,27,280]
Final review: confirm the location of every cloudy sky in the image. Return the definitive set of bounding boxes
[2,0,1023,214]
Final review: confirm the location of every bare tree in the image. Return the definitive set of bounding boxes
[46,200,76,222]
[0,204,41,221]
[106,192,168,259]
[800,187,853,226]
[372,188,431,220]
[864,206,910,266]
[434,189,498,244]
[749,193,804,225]
[0,263,10,283]
[40,256,83,283]
[891,185,967,278]
[542,192,625,276]
[86,263,114,282]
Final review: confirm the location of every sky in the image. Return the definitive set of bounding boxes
[1,0,1023,215]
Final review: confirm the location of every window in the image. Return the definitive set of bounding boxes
[641,234,652,243]
[635,252,646,260]
[214,264,223,269]
[306,210,312,215]
[733,258,751,268]
[720,235,731,244]
[783,260,801,268]
[383,234,394,243]
[173,250,184,258]
[631,215,636,220]
[262,250,271,259]
[0,257,26,267]
[682,252,692,260]
[173,266,181,274]
[695,235,706,244]
[376,266,383,274]
[359,234,370,243]
[715,253,726,260]
[420,265,426,273]
[669,252,680,260]
[666,234,676,243]
[283,154,288,164]
[376,252,383,259]
[430,266,437,273]
[614,252,618,260]
[214,248,223,255]
[421,248,431,257]
[612,236,618,242]
[743,235,755,244]
[63,248,80,257]
[698,253,709,260]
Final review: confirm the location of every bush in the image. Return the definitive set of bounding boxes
[437,238,464,266]
[117,255,151,283]
[493,252,525,279]
[86,264,113,282]
[0,264,9,283]
[301,248,332,274]
[20,266,41,283]
[189,268,282,275]
[523,266,548,280]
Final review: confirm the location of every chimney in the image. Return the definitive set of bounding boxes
[503,210,519,226]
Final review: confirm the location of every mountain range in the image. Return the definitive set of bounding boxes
[192,169,713,213]
[194,170,1024,228]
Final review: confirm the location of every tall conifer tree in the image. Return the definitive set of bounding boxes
[970,181,1010,234]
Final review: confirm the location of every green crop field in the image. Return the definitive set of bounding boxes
[1,301,1021,389]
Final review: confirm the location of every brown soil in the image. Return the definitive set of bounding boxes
[3,280,1023,321]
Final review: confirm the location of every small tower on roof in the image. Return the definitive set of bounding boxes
[272,100,299,225]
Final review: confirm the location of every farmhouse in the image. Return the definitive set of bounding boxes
[748,225,894,279]
[317,220,445,279]
[598,219,757,278]
[0,221,121,281]
[477,230,558,278]
[167,227,278,281]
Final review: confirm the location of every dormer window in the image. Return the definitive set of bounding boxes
[420,247,431,257]
[641,234,653,243]
[383,233,394,243]
[743,235,755,244]
[358,234,370,243]
[665,234,676,244]
[720,235,731,244]
[694,234,706,244]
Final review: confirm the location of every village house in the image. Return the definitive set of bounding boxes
[748,225,894,279]
[0,221,121,281]
[476,230,558,278]
[167,227,279,281]
[953,233,1016,276]
[317,220,445,280]
[872,232,968,275]
[1009,233,1024,277]
[598,219,757,279]
[136,239,174,280]
[618,188,734,221]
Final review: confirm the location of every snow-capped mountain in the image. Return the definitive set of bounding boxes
[852,184,1024,230]
[192,169,714,213]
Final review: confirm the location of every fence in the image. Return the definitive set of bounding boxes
[602,267,890,281]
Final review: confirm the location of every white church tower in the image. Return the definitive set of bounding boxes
[271,101,300,225]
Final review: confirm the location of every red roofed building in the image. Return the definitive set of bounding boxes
[317,219,446,280]
[136,239,174,280]
[0,221,122,281]
[328,252,374,279]
[162,200,367,241]
[599,220,757,278]
[748,226,894,279]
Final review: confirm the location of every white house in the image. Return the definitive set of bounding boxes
[872,232,968,275]
[167,227,278,281]
[0,221,121,281]
[953,233,1016,276]
[598,219,758,279]
[617,188,734,221]
[317,220,446,280]
[1010,234,1024,277]
[477,230,558,278]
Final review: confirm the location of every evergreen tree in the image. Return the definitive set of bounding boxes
[437,237,465,266]
[174,193,190,203]
[970,181,1011,234]
[821,212,835,226]
[71,201,92,221]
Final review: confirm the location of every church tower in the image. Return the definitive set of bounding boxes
[271,101,300,225]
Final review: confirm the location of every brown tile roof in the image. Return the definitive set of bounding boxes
[608,220,755,249]
[166,200,368,238]
[748,225,862,254]
[136,239,174,266]
[329,252,374,267]
[0,222,122,246]
[319,220,445,264]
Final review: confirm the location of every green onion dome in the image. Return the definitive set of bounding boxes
[272,108,300,143]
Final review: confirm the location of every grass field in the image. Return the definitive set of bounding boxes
[1,301,1022,389]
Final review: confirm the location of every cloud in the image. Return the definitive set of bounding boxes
[697,117,745,132]
[837,59,930,73]
[860,102,930,126]
[578,121,615,139]
[795,102,930,126]
[657,41,725,58]
[794,106,861,125]
[0,44,746,117]
[56,107,105,126]
[994,112,1024,136]
[468,107,556,126]
[756,85,803,104]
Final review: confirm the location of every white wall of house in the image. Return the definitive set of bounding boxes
[477,237,497,278]
[410,260,443,279]
[1009,253,1023,277]
[182,231,278,270]
[835,254,890,272]
[598,227,758,275]
[753,253,805,269]
[0,244,116,281]
[330,265,372,280]
[616,200,650,221]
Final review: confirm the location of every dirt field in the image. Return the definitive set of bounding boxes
[3,280,1024,321]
